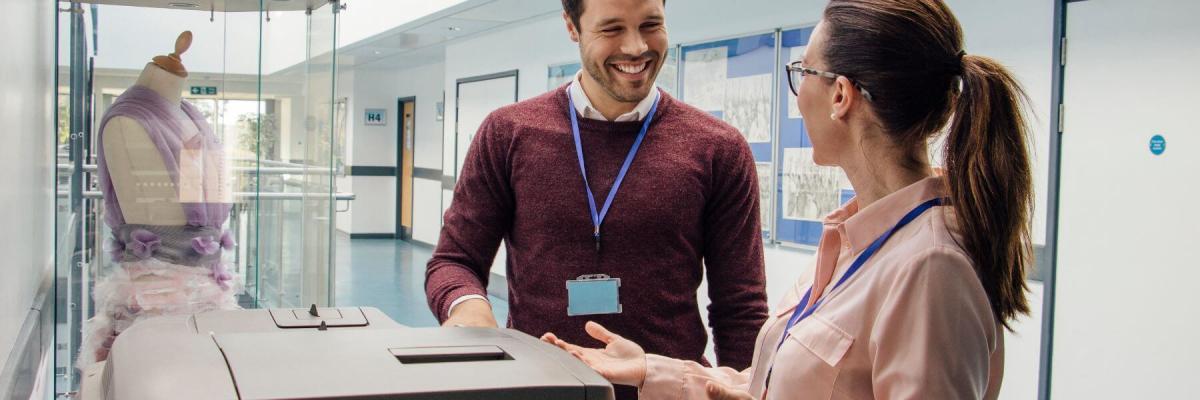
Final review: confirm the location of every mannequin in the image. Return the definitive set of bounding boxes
[102,32,199,225]
[80,31,239,373]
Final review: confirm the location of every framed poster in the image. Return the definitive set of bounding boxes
[774,27,855,246]
[681,32,777,234]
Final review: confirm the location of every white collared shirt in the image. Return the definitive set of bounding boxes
[567,70,658,122]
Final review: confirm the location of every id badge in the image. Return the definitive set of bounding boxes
[566,274,622,316]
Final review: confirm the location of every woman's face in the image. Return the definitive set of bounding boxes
[796,21,852,167]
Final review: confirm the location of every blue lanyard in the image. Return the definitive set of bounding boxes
[567,89,661,253]
[764,197,946,390]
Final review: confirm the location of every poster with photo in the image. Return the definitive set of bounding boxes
[682,46,728,112]
[756,163,773,228]
[548,62,582,90]
[782,148,846,221]
[656,47,679,96]
[724,74,773,143]
[786,46,807,120]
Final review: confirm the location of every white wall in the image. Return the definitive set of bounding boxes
[349,67,398,235]
[1053,0,1200,398]
[947,0,1054,246]
[338,62,445,237]
[948,3,1054,398]
[0,0,55,370]
[441,14,576,163]
[434,11,575,249]
[399,62,448,243]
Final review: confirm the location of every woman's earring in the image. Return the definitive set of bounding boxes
[830,113,837,120]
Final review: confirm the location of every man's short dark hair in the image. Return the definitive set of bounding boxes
[562,0,667,30]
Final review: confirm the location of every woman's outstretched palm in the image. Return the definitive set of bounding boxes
[541,321,647,387]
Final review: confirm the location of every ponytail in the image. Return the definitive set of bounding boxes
[822,0,1033,329]
[944,55,1033,329]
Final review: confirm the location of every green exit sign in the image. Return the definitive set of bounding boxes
[190,86,218,96]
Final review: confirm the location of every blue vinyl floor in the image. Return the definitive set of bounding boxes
[333,233,509,327]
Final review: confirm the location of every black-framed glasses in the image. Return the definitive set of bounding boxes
[785,60,874,102]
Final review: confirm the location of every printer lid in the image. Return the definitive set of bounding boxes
[215,328,612,399]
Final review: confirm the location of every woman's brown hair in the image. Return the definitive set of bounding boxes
[822,0,1032,328]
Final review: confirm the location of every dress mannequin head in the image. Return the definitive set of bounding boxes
[151,31,192,78]
[137,31,192,106]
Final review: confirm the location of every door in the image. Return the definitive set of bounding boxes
[1051,0,1200,398]
[398,98,415,239]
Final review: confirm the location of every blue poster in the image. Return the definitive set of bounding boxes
[774,27,855,246]
[681,32,777,234]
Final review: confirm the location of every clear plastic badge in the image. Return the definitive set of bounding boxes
[566,274,622,316]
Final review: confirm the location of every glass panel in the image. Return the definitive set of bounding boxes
[54,4,260,391]
[253,1,340,309]
[52,2,339,395]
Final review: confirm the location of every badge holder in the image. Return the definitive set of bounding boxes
[566,274,622,316]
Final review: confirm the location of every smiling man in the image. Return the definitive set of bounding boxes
[425,1,768,398]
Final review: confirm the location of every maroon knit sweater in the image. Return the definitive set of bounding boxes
[425,86,768,393]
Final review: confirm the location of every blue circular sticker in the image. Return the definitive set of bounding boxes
[1150,135,1166,156]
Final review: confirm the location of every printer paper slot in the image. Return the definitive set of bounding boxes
[390,345,513,364]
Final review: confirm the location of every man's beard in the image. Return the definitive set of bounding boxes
[583,50,661,103]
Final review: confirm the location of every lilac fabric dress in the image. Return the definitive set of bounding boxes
[81,85,240,368]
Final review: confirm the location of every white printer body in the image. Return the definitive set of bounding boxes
[88,307,614,400]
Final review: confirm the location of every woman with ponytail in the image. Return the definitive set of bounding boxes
[542,0,1033,398]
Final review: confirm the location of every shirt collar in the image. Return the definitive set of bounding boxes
[567,70,658,122]
[827,175,949,256]
[770,175,948,318]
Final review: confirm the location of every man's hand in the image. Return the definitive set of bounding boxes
[442,298,499,328]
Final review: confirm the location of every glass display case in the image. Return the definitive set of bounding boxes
[54,0,345,394]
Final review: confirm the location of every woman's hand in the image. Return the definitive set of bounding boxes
[541,321,647,387]
[704,379,756,400]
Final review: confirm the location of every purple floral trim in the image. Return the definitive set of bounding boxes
[219,230,235,250]
[126,229,161,260]
[210,263,233,290]
[191,236,220,256]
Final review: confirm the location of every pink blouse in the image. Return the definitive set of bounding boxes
[640,176,1004,399]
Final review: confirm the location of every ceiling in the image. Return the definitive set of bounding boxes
[333,0,560,71]
[72,0,561,75]
[64,0,330,12]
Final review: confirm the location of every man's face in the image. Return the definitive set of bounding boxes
[566,0,668,103]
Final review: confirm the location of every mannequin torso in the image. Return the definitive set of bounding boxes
[80,31,241,381]
[101,63,200,225]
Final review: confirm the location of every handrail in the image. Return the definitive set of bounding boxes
[56,164,335,176]
[57,191,355,201]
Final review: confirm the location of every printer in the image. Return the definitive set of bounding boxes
[86,307,614,399]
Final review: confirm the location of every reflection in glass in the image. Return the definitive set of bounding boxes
[53,3,341,395]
